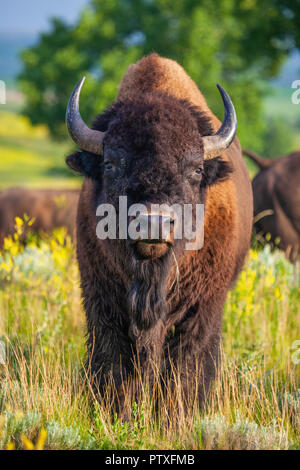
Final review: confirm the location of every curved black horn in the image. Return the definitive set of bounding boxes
[202,84,237,159]
[66,77,105,154]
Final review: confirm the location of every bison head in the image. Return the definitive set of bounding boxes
[66,78,236,338]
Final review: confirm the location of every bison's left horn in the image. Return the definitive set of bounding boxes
[66,77,105,155]
[202,84,237,159]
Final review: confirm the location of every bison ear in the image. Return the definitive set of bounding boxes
[66,151,102,178]
[202,157,233,187]
[66,151,84,174]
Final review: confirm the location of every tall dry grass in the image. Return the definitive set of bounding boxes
[0,220,299,449]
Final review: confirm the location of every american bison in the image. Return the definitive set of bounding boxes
[243,149,300,263]
[0,187,79,246]
[66,53,253,409]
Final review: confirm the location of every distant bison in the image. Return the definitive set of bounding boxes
[66,54,253,409]
[0,187,79,246]
[243,149,300,262]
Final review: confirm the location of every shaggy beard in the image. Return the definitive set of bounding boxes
[126,250,172,340]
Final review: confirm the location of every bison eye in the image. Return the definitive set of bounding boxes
[104,161,114,171]
[195,168,202,175]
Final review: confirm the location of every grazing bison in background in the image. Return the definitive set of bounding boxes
[243,149,300,263]
[0,187,79,246]
[66,53,253,409]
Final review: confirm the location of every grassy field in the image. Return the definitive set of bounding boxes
[0,108,81,189]
[0,223,299,450]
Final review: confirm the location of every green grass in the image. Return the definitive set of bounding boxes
[0,226,299,450]
[0,109,81,189]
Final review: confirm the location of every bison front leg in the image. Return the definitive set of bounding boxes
[86,320,167,416]
[164,325,222,409]
[85,322,135,414]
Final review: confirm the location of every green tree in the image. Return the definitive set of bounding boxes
[19,0,300,149]
[261,117,294,157]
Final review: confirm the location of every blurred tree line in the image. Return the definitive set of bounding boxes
[19,0,300,153]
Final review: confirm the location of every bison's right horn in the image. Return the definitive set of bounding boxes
[66,77,105,155]
[202,84,237,159]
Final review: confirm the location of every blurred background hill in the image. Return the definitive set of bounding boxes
[0,0,300,188]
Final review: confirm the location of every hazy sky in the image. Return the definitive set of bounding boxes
[0,0,89,35]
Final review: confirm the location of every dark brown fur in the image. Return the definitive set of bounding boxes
[243,149,300,262]
[0,187,79,246]
[67,54,253,409]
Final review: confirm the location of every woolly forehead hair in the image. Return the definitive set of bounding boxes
[92,92,214,155]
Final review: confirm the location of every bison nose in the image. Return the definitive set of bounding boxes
[129,212,175,244]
